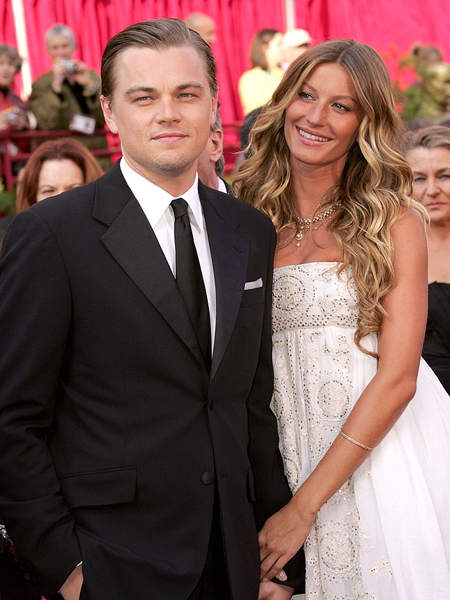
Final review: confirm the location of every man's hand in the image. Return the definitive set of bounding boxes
[59,563,83,600]
[73,62,96,91]
[51,58,68,94]
[258,581,294,600]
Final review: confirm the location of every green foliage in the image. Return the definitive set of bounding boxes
[0,179,16,216]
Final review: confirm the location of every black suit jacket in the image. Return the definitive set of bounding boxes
[0,163,304,599]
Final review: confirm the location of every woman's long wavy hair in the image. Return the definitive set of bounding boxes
[234,39,427,356]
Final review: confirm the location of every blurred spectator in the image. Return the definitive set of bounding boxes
[16,137,103,213]
[410,62,450,120]
[281,29,312,70]
[402,44,446,120]
[238,29,283,116]
[0,44,30,171]
[197,107,233,194]
[28,24,111,170]
[185,13,217,46]
[233,107,263,174]
[405,125,450,394]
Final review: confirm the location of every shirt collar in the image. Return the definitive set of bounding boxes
[120,157,204,232]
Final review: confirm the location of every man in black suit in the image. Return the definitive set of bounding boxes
[0,19,303,600]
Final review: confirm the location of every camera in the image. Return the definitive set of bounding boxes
[62,59,78,74]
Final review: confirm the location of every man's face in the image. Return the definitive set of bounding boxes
[46,34,75,62]
[101,46,217,194]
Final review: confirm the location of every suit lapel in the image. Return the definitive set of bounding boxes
[94,164,205,368]
[200,184,249,380]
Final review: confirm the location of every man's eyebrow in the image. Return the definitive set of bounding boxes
[124,83,205,98]
[176,82,205,91]
[124,86,157,97]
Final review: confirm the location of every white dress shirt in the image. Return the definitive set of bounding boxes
[120,158,217,350]
[217,178,228,194]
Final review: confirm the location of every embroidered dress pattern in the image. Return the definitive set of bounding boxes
[271,262,450,599]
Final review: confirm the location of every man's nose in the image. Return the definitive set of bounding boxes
[156,98,181,122]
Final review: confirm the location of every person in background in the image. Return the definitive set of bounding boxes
[408,62,450,120]
[0,44,30,173]
[233,106,263,173]
[281,29,312,71]
[405,125,450,394]
[28,24,111,170]
[235,39,450,598]
[402,44,446,121]
[0,44,28,136]
[197,107,233,194]
[185,13,217,46]
[15,137,103,213]
[238,29,284,116]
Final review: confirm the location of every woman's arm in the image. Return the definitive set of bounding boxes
[259,209,428,581]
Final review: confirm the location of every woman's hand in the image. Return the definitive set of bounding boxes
[259,498,316,582]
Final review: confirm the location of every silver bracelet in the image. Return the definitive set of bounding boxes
[339,430,373,451]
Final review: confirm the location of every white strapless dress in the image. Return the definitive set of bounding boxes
[271,263,450,600]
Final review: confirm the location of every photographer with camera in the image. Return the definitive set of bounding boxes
[28,24,111,170]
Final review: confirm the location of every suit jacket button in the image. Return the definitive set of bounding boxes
[201,471,214,485]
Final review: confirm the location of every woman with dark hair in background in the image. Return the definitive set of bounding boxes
[238,29,283,116]
[15,137,104,213]
[235,39,450,599]
[405,125,450,394]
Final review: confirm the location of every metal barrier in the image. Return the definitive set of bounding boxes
[0,128,120,192]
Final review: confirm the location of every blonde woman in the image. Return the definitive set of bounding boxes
[235,40,450,600]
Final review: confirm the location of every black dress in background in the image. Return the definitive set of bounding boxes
[422,282,450,395]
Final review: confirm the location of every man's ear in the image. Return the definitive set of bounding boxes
[210,97,218,128]
[209,129,223,164]
[100,96,118,134]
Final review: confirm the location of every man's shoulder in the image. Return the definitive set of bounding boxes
[31,70,53,89]
[25,167,117,226]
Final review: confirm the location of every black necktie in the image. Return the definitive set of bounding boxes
[171,198,211,369]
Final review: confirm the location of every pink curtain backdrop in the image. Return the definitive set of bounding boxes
[1,0,450,125]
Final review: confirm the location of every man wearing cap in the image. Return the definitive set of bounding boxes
[281,29,312,70]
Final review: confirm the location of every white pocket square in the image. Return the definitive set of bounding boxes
[244,278,263,290]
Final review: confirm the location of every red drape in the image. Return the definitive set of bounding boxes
[1,0,450,124]
[297,0,450,88]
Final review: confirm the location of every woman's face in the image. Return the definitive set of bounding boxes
[408,146,450,226]
[36,159,84,202]
[284,62,363,174]
[0,55,17,87]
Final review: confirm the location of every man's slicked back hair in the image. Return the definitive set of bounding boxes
[101,18,218,103]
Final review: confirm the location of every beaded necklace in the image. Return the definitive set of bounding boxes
[291,203,341,247]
